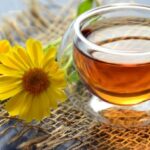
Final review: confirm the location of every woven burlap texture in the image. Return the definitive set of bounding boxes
[0,0,150,149]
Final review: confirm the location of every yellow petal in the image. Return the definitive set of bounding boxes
[44,60,59,74]
[0,77,22,101]
[6,92,37,122]
[42,47,57,68]
[35,94,50,120]
[7,51,28,70]
[15,45,33,67]
[41,91,51,114]
[0,52,27,71]
[0,54,20,70]
[19,94,33,122]
[54,90,67,102]
[5,91,28,116]
[53,68,65,77]
[0,64,23,77]
[46,88,58,109]
[0,85,22,100]
[48,87,67,103]
[5,92,38,122]
[0,76,20,83]
[50,79,67,89]
[26,39,43,67]
[50,68,66,81]
[28,95,49,121]
[33,96,41,120]
[12,46,31,69]
[0,40,11,53]
[0,80,22,93]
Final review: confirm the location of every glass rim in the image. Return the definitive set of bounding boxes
[74,3,150,57]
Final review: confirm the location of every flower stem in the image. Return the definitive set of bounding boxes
[44,38,62,52]
[50,37,62,46]
[63,55,73,70]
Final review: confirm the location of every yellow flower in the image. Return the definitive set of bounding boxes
[0,39,67,122]
[0,40,11,53]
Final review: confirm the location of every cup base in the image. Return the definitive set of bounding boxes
[88,96,150,128]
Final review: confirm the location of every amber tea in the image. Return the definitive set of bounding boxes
[74,18,150,105]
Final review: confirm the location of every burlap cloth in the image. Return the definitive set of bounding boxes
[0,0,150,149]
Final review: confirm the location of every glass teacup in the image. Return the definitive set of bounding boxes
[59,3,150,127]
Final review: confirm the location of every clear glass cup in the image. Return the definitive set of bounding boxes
[59,3,150,128]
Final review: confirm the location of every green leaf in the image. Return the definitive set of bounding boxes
[69,70,79,83]
[77,0,94,16]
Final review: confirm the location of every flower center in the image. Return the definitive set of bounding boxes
[22,68,49,95]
